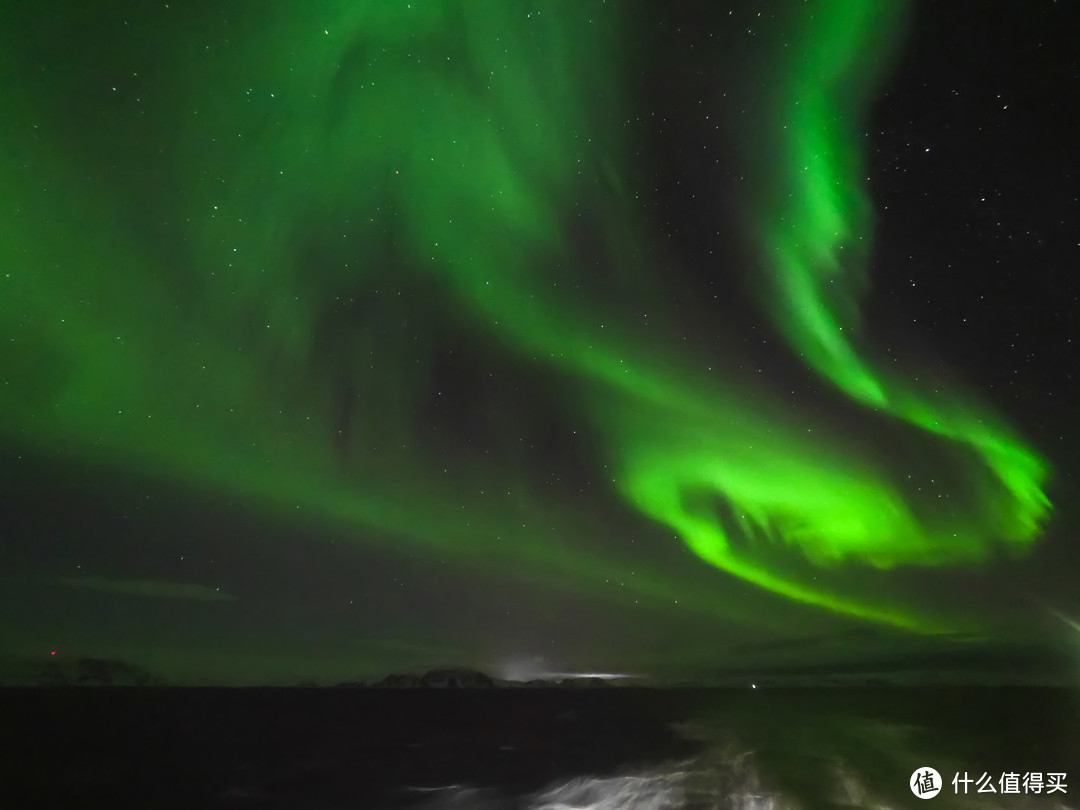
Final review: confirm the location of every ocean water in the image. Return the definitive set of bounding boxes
[4,687,1076,808]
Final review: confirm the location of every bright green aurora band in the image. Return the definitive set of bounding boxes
[1,1,1050,636]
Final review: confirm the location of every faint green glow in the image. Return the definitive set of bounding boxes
[0,0,1050,636]
[57,577,238,603]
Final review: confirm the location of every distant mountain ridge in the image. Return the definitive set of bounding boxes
[340,667,615,689]
[0,658,618,688]
[373,667,496,688]
[0,656,161,687]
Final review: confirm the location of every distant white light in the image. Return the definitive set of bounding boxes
[549,672,636,680]
[1045,605,1080,634]
[494,659,636,682]
[751,683,757,689]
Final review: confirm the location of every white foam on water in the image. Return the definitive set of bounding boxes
[527,773,685,810]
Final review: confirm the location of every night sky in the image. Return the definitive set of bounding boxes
[2,0,1077,685]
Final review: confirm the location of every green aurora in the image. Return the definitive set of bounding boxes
[0,0,1052,658]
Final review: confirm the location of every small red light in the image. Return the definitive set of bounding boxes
[50,650,56,655]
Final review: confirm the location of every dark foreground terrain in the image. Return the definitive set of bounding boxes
[3,687,1077,808]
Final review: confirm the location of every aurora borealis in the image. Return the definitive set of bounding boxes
[1,0,1076,684]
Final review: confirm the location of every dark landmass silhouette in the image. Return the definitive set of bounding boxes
[356,669,622,686]
[0,656,162,687]
[343,668,614,689]
[1,644,1073,687]
[372,667,496,689]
